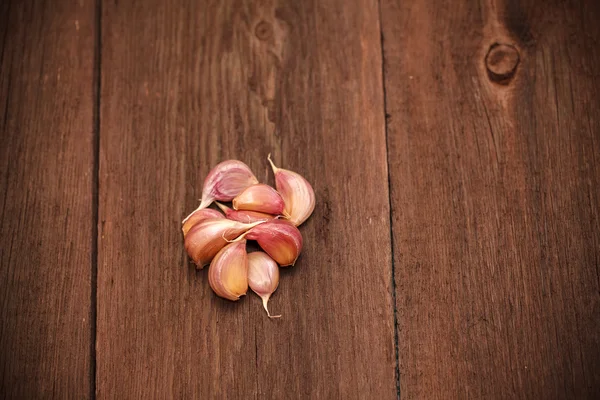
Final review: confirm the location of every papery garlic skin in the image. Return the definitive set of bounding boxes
[182,208,224,237]
[232,184,285,215]
[215,202,275,224]
[244,219,303,266]
[184,218,263,268]
[267,154,315,226]
[248,252,281,318]
[182,160,258,223]
[208,241,248,301]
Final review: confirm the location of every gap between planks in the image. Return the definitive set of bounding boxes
[377,0,401,398]
[91,0,103,398]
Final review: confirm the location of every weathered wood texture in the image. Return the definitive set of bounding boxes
[97,0,396,398]
[4,0,600,398]
[0,0,95,397]
[381,0,600,398]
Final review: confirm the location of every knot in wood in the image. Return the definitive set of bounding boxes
[485,43,520,84]
[255,21,273,41]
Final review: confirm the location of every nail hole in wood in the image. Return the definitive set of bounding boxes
[485,43,520,85]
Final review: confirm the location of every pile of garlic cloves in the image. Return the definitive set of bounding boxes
[182,156,315,318]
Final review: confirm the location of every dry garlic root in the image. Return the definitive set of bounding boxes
[181,156,315,317]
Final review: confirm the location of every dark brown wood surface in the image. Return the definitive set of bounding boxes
[0,0,95,397]
[96,0,396,398]
[2,0,600,398]
[381,0,600,398]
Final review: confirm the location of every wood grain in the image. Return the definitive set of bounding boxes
[0,0,95,397]
[97,0,396,398]
[381,0,600,398]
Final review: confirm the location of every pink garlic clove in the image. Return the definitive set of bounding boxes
[268,154,315,226]
[215,202,276,224]
[208,240,248,301]
[247,252,281,318]
[232,183,286,215]
[182,160,258,223]
[184,218,263,268]
[244,219,303,267]
[182,208,224,237]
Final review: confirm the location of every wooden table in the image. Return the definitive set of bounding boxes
[1,0,599,398]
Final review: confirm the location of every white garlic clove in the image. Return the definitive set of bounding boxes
[182,160,258,223]
[247,252,281,318]
[267,154,315,226]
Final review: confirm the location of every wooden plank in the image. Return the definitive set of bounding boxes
[381,0,600,398]
[97,0,396,398]
[0,0,96,397]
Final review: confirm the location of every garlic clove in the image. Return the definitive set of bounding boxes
[215,202,276,224]
[208,240,248,301]
[247,252,281,318]
[182,160,258,223]
[181,208,224,237]
[232,184,285,215]
[244,219,303,266]
[184,218,264,268]
[267,154,315,226]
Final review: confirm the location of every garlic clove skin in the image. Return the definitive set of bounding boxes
[268,154,315,226]
[181,208,224,237]
[247,252,281,318]
[244,219,303,266]
[208,240,248,301]
[184,218,264,268]
[215,202,276,224]
[182,160,258,223]
[232,184,285,215]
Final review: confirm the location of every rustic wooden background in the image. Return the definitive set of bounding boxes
[1,0,599,398]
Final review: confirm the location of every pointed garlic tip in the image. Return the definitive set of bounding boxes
[184,218,262,268]
[267,153,279,173]
[183,160,258,223]
[232,184,285,215]
[182,201,214,224]
[245,220,303,266]
[215,201,230,214]
[266,155,315,226]
[262,295,281,318]
[208,241,248,301]
[248,252,281,318]
[182,208,224,237]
